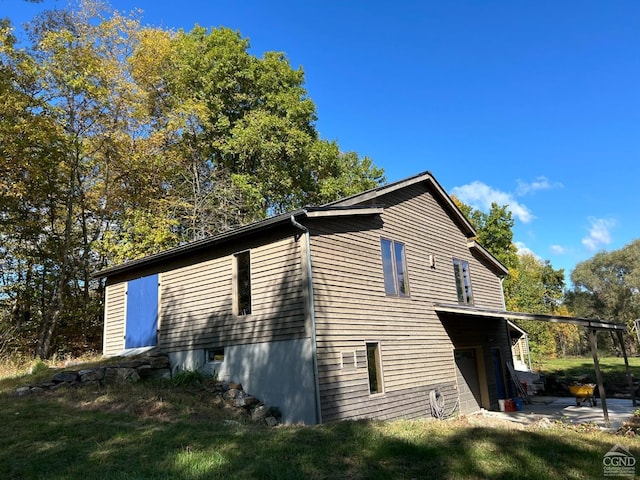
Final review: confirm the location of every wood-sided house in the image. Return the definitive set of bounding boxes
[95,170,523,424]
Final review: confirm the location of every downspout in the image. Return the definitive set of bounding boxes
[291,215,323,424]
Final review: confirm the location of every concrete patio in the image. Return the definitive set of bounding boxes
[481,396,639,431]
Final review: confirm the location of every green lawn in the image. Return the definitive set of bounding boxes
[1,361,640,479]
[535,356,640,395]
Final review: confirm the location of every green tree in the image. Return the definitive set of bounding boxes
[136,25,384,242]
[452,198,518,270]
[504,253,568,358]
[566,239,640,353]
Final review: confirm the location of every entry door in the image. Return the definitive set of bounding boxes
[125,274,159,349]
[492,348,507,399]
[454,348,482,414]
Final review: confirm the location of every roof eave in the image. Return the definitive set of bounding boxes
[93,205,385,279]
[467,240,509,277]
[92,209,307,279]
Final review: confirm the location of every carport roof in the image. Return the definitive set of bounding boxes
[434,303,627,332]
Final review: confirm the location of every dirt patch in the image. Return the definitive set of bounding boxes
[452,413,526,431]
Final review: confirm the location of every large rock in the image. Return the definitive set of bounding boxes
[79,368,105,383]
[135,364,153,379]
[147,355,170,369]
[15,386,31,396]
[251,405,269,421]
[52,371,79,383]
[236,396,259,408]
[265,416,278,427]
[103,367,140,385]
[118,360,143,369]
[224,388,242,401]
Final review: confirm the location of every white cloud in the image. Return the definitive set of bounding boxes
[550,244,566,255]
[582,217,616,251]
[515,241,539,258]
[451,181,535,223]
[516,176,563,196]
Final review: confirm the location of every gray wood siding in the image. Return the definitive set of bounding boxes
[103,283,126,356]
[310,182,507,421]
[158,236,307,352]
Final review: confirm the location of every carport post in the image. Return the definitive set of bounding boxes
[616,330,636,406]
[589,329,609,426]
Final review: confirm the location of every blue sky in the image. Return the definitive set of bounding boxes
[3,0,639,281]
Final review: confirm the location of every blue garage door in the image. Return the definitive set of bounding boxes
[125,274,159,349]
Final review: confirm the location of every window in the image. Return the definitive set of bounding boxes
[453,258,473,304]
[235,251,251,315]
[207,348,225,362]
[381,238,409,296]
[366,342,384,394]
[341,351,356,371]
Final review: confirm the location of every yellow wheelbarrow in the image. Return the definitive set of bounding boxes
[568,384,597,407]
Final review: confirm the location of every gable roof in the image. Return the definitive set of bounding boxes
[328,170,508,276]
[327,170,477,236]
[94,170,508,279]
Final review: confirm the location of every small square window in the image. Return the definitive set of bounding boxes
[207,348,225,362]
[341,351,356,371]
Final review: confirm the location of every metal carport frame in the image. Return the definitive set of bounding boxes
[435,304,633,426]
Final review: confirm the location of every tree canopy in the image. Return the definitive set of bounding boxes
[566,239,640,351]
[0,0,384,358]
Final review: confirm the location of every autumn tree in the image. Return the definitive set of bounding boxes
[504,253,575,358]
[0,2,152,357]
[0,1,385,358]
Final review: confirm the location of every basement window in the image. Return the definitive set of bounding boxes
[366,342,384,395]
[235,250,252,315]
[207,348,225,362]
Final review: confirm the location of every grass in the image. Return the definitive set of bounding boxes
[1,357,640,479]
[535,356,640,396]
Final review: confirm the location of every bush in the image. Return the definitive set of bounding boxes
[168,369,207,388]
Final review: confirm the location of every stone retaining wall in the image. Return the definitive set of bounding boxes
[14,354,280,426]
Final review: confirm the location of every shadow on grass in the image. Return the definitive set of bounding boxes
[1,381,638,480]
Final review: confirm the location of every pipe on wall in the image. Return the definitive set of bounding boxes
[290,215,323,424]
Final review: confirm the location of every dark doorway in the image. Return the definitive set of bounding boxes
[454,348,482,413]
